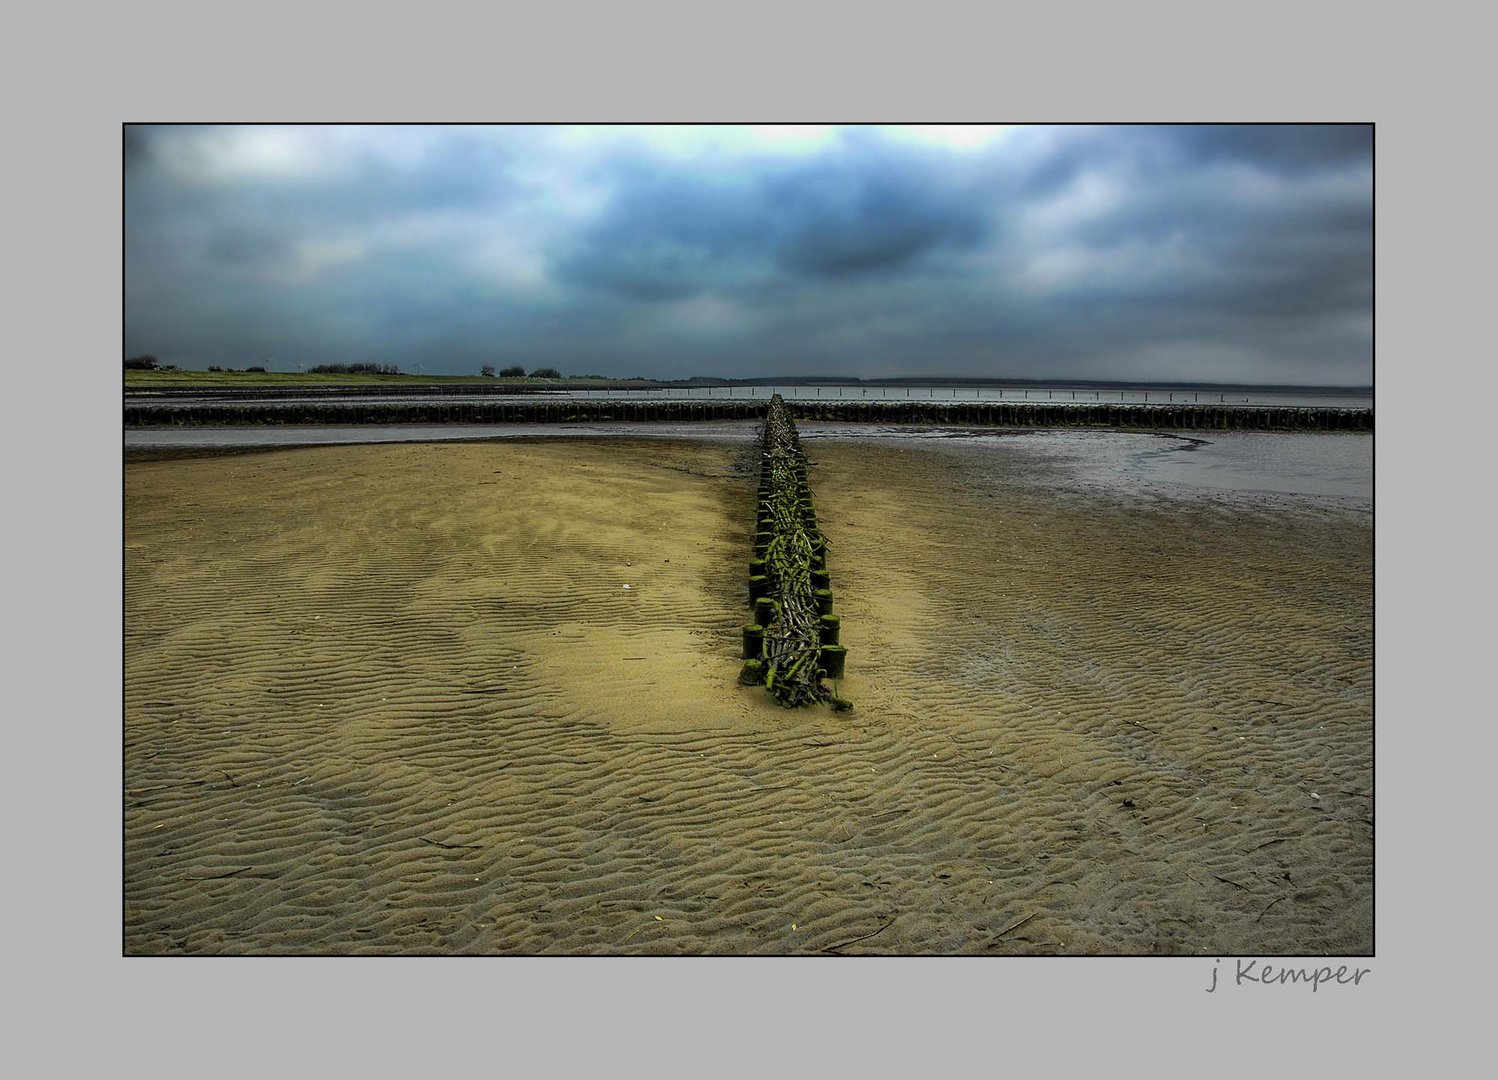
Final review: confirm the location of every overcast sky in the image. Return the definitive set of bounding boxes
[124,124,1371,384]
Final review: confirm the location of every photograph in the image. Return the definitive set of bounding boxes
[123,123,1373,958]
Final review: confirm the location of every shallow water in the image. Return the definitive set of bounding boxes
[126,422,1371,506]
[871,428,1374,508]
[1114,431,1372,503]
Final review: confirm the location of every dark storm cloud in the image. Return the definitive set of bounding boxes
[1168,123,1372,172]
[976,125,1372,375]
[765,144,989,276]
[1043,137,1371,322]
[1027,124,1370,183]
[552,166,765,301]
[124,124,1372,383]
[553,141,989,301]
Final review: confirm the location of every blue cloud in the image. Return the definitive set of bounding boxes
[124,124,1372,383]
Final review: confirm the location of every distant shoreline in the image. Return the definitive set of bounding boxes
[124,370,1372,396]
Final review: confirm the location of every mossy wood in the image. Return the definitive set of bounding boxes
[744,395,848,709]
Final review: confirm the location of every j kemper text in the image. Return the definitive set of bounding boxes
[1205,959,1371,992]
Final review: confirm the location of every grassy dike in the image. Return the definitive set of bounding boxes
[124,370,667,390]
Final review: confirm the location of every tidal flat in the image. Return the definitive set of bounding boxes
[124,433,1371,954]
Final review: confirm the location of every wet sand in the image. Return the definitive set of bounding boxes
[124,435,1371,954]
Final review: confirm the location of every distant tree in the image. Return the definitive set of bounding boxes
[245,366,266,373]
[532,367,561,379]
[480,364,496,377]
[124,355,159,370]
[308,363,401,375]
[207,365,224,372]
[499,365,526,378]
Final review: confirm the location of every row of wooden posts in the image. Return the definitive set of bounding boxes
[125,399,1372,431]
[740,396,850,710]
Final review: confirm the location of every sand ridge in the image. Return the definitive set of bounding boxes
[124,435,1371,954]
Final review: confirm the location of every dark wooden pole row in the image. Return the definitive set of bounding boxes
[785,401,1372,430]
[740,395,850,710]
[125,399,1372,431]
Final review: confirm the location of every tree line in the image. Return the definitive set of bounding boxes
[482,365,561,378]
[128,355,585,380]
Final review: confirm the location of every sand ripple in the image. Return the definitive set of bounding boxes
[125,437,1370,954]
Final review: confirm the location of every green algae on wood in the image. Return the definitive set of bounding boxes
[745,394,849,710]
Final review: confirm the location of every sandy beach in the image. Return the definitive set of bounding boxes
[124,433,1371,954]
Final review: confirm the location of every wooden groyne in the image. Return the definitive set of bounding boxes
[124,398,1372,431]
[739,396,850,710]
[787,401,1372,431]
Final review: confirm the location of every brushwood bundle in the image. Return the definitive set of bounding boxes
[740,395,851,710]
